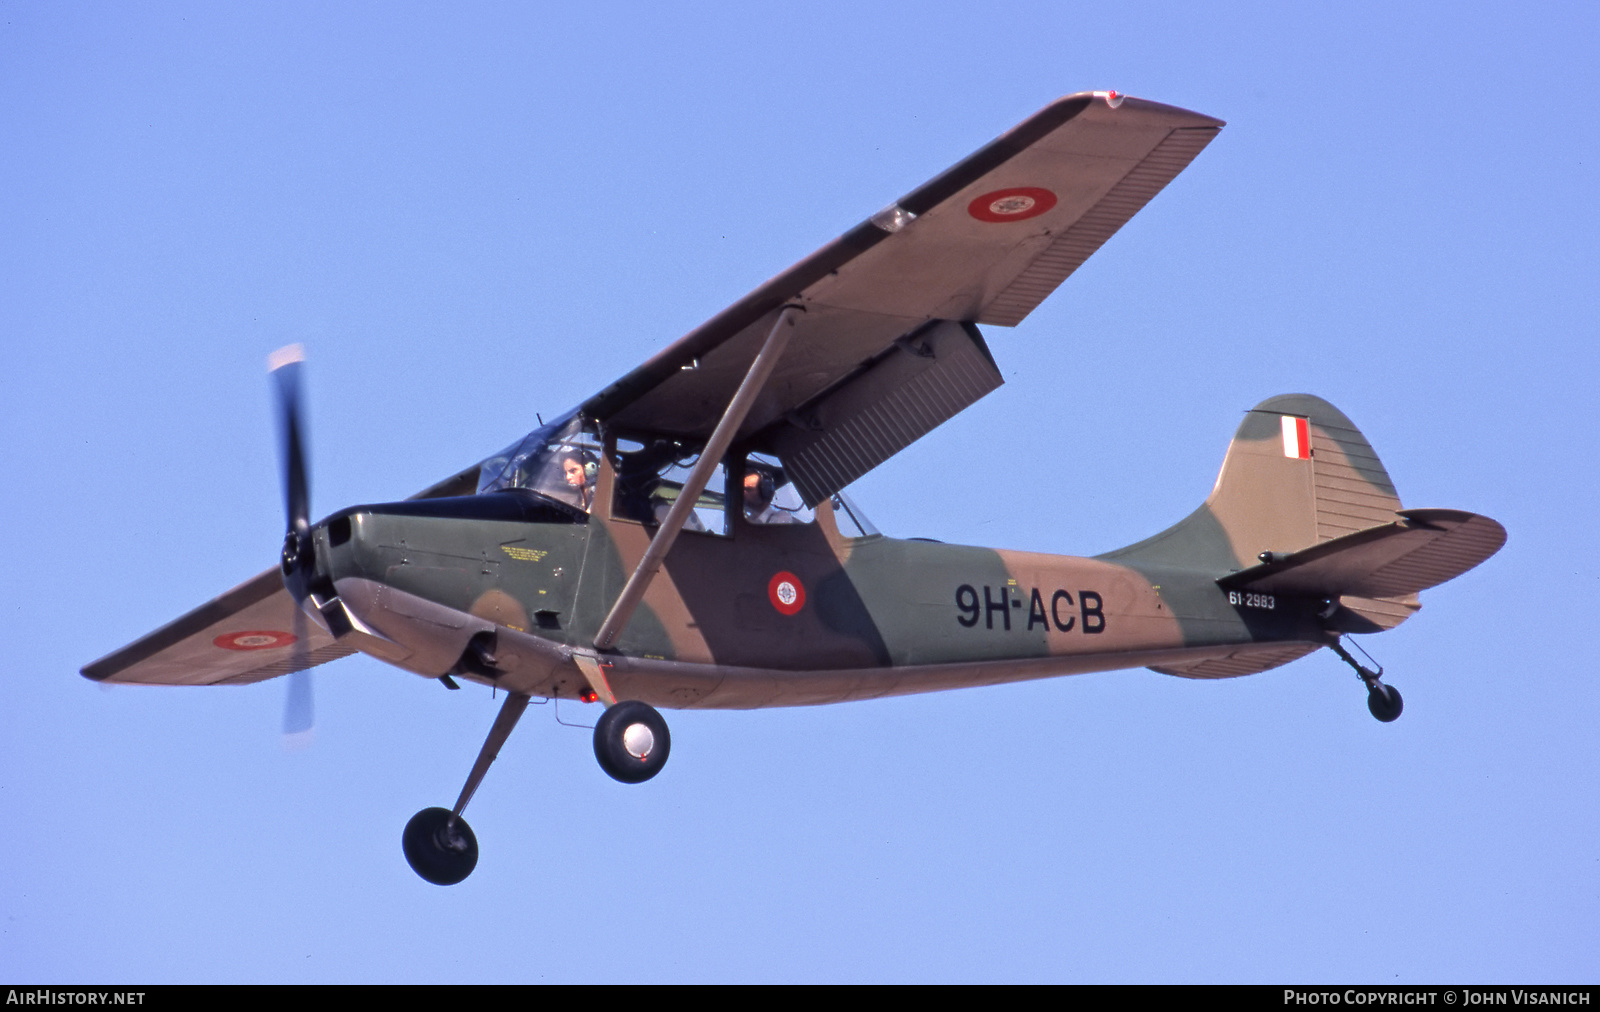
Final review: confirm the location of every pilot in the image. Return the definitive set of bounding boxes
[560,449,597,511]
[743,468,795,525]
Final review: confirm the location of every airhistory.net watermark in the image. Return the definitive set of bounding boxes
[5,993,145,1005]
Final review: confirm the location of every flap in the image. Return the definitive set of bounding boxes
[769,321,1003,505]
[1217,509,1507,599]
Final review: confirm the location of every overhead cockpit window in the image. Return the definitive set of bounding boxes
[476,412,602,512]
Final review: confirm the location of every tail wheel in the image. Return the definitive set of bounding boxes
[1367,684,1404,723]
[593,700,671,783]
[402,807,479,885]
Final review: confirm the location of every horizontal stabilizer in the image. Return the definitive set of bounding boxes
[1217,509,1506,599]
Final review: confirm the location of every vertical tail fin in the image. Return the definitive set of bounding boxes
[1104,394,1422,630]
[1103,393,1402,572]
[1106,395,1505,637]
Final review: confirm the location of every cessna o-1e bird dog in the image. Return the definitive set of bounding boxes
[84,93,1506,885]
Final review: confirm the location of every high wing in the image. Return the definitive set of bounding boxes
[584,92,1223,503]
[83,93,1222,685]
[82,569,353,685]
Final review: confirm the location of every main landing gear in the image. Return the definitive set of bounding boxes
[1329,638,1403,723]
[593,699,671,783]
[402,693,672,885]
[402,807,479,885]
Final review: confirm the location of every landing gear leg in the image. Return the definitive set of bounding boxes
[402,689,531,885]
[1329,639,1403,723]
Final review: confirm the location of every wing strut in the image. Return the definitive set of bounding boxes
[593,305,803,651]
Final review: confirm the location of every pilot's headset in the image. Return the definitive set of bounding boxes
[749,468,775,501]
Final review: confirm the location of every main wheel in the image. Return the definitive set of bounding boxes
[402,807,479,885]
[1367,683,1404,723]
[593,700,671,783]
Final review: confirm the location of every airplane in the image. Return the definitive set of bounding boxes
[81,92,1506,886]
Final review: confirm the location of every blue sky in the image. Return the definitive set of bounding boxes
[2,1,1596,983]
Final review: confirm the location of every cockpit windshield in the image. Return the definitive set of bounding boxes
[475,411,602,512]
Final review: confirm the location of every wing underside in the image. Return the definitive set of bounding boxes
[86,93,1226,686]
[82,568,352,686]
[585,93,1223,497]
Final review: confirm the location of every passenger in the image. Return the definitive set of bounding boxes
[743,469,795,524]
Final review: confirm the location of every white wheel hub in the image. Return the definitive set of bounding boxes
[622,722,655,759]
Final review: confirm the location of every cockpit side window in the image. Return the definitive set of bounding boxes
[610,437,730,536]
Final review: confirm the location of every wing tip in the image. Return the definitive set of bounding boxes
[1056,90,1226,129]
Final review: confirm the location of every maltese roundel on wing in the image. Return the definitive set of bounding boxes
[967,187,1059,223]
[213,630,297,651]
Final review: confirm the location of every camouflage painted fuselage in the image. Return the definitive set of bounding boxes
[83,393,1502,706]
[315,425,1340,711]
[318,503,1321,710]
[304,393,1505,709]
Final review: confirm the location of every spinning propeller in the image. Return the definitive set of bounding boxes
[269,344,315,742]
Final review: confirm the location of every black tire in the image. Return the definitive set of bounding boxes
[593,700,671,784]
[1367,684,1404,723]
[402,807,479,885]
